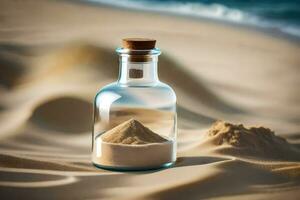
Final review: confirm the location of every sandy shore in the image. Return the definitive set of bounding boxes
[0,0,300,199]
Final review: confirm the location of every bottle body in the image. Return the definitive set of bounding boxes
[92,82,177,170]
[92,43,177,170]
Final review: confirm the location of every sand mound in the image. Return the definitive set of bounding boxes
[101,119,167,145]
[37,44,118,77]
[30,97,92,133]
[205,121,300,160]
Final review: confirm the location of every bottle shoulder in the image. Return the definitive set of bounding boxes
[96,81,175,95]
[157,81,176,97]
[94,81,176,104]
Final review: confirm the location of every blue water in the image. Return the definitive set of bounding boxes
[87,0,300,38]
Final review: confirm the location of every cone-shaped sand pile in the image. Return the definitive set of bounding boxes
[93,119,175,169]
[101,119,167,144]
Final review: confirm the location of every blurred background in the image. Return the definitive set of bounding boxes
[1,0,299,133]
[92,0,300,37]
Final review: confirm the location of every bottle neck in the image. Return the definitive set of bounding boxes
[117,55,159,86]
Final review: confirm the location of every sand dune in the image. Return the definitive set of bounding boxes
[30,97,93,133]
[0,0,300,199]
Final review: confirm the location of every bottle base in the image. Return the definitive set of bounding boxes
[92,161,175,171]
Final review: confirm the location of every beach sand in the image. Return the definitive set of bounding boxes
[0,0,300,199]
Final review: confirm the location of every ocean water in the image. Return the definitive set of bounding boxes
[87,0,300,38]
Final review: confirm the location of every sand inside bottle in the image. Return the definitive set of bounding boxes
[92,119,176,169]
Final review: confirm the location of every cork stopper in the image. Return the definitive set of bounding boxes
[122,38,156,50]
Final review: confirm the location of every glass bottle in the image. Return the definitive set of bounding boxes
[92,38,177,170]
